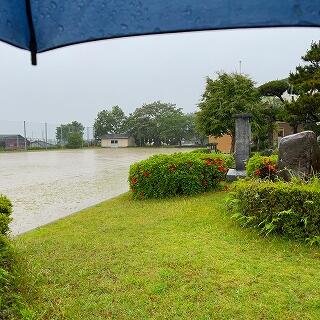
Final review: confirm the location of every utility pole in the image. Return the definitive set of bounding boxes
[60,125,63,148]
[92,126,95,146]
[23,121,27,151]
[239,60,242,75]
[45,122,48,150]
[87,127,90,147]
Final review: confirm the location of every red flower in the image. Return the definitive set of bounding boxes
[131,189,136,193]
[213,159,224,165]
[143,171,150,177]
[267,164,276,171]
[131,177,138,185]
[255,169,261,176]
[218,166,226,173]
[205,160,212,166]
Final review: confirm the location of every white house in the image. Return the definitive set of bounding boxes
[101,134,136,148]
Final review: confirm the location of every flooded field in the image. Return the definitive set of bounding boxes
[0,148,190,235]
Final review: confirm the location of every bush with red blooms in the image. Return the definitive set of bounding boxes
[246,154,278,180]
[129,152,234,199]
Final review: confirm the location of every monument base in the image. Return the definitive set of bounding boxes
[226,169,246,181]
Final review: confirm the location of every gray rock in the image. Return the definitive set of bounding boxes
[278,131,320,178]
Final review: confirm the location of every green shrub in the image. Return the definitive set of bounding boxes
[129,152,234,199]
[0,195,12,236]
[246,153,278,179]
[0,195,12,216]
[0,195,32,319]
[229,179,320,243]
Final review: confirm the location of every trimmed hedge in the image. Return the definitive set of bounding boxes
[129,152,234,199]
[229,179,320,244]
[0,195,15,319]
[0,195,33,319]
[0,195,13,235]
[246,153,278,180]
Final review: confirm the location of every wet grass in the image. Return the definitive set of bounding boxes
[16,191,320,320]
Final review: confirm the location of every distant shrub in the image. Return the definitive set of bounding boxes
[229,179,320,244]
[190,148,210,154]
[246,154,278,180]
[28,146,59,151]
[129,153,234,199]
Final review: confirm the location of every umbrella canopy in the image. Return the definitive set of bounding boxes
[1,1,319,65]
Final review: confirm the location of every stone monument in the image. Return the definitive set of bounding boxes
[227,113,252,181]
[278,131,320,179]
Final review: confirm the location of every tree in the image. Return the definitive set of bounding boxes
[251,98,283,150]
[258,79,289,102]
[66,132,83,148]
[182,113,208,146]
[56,121,84,145]
[196,72,260,152]
[94,106,126,140]
[287,41,320,134]
[124,101,187,146]
[258,80,289,147]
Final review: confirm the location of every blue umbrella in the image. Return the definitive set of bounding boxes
[1,1,319,65]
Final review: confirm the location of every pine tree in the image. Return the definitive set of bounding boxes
[288,41,320,134]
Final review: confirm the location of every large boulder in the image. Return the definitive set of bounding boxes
[278,131,320,178]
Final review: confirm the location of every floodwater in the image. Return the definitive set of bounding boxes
[0,148,189,235]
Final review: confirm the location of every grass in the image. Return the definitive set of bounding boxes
[16,191,320,320]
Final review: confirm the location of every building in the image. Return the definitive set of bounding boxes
[208,135,232,153]
[0,134,30,149]
[101,134,136,148]
[208,122,304,154]
[273,122,304,146]
[29,140,55,149]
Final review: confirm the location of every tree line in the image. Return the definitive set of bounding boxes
[93,102,206,147]
[55,41,319,150]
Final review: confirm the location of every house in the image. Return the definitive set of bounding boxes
[30,140,55,149]
[0,134,30,149]
[208,135,232,153]
[101,134,136,148]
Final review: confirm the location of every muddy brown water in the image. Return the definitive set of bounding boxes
[0,148,191,235]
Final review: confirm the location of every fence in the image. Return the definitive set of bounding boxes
[0,120,95,150]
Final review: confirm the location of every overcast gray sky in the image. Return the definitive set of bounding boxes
[0,27,319,128]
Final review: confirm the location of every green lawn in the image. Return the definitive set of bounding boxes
[16,191,320,320]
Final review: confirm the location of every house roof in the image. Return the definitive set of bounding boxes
[0,134,25,139]
[30,140,54,146]
[101,134,130,139]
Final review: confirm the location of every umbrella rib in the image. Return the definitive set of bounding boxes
[25,0,37,65]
